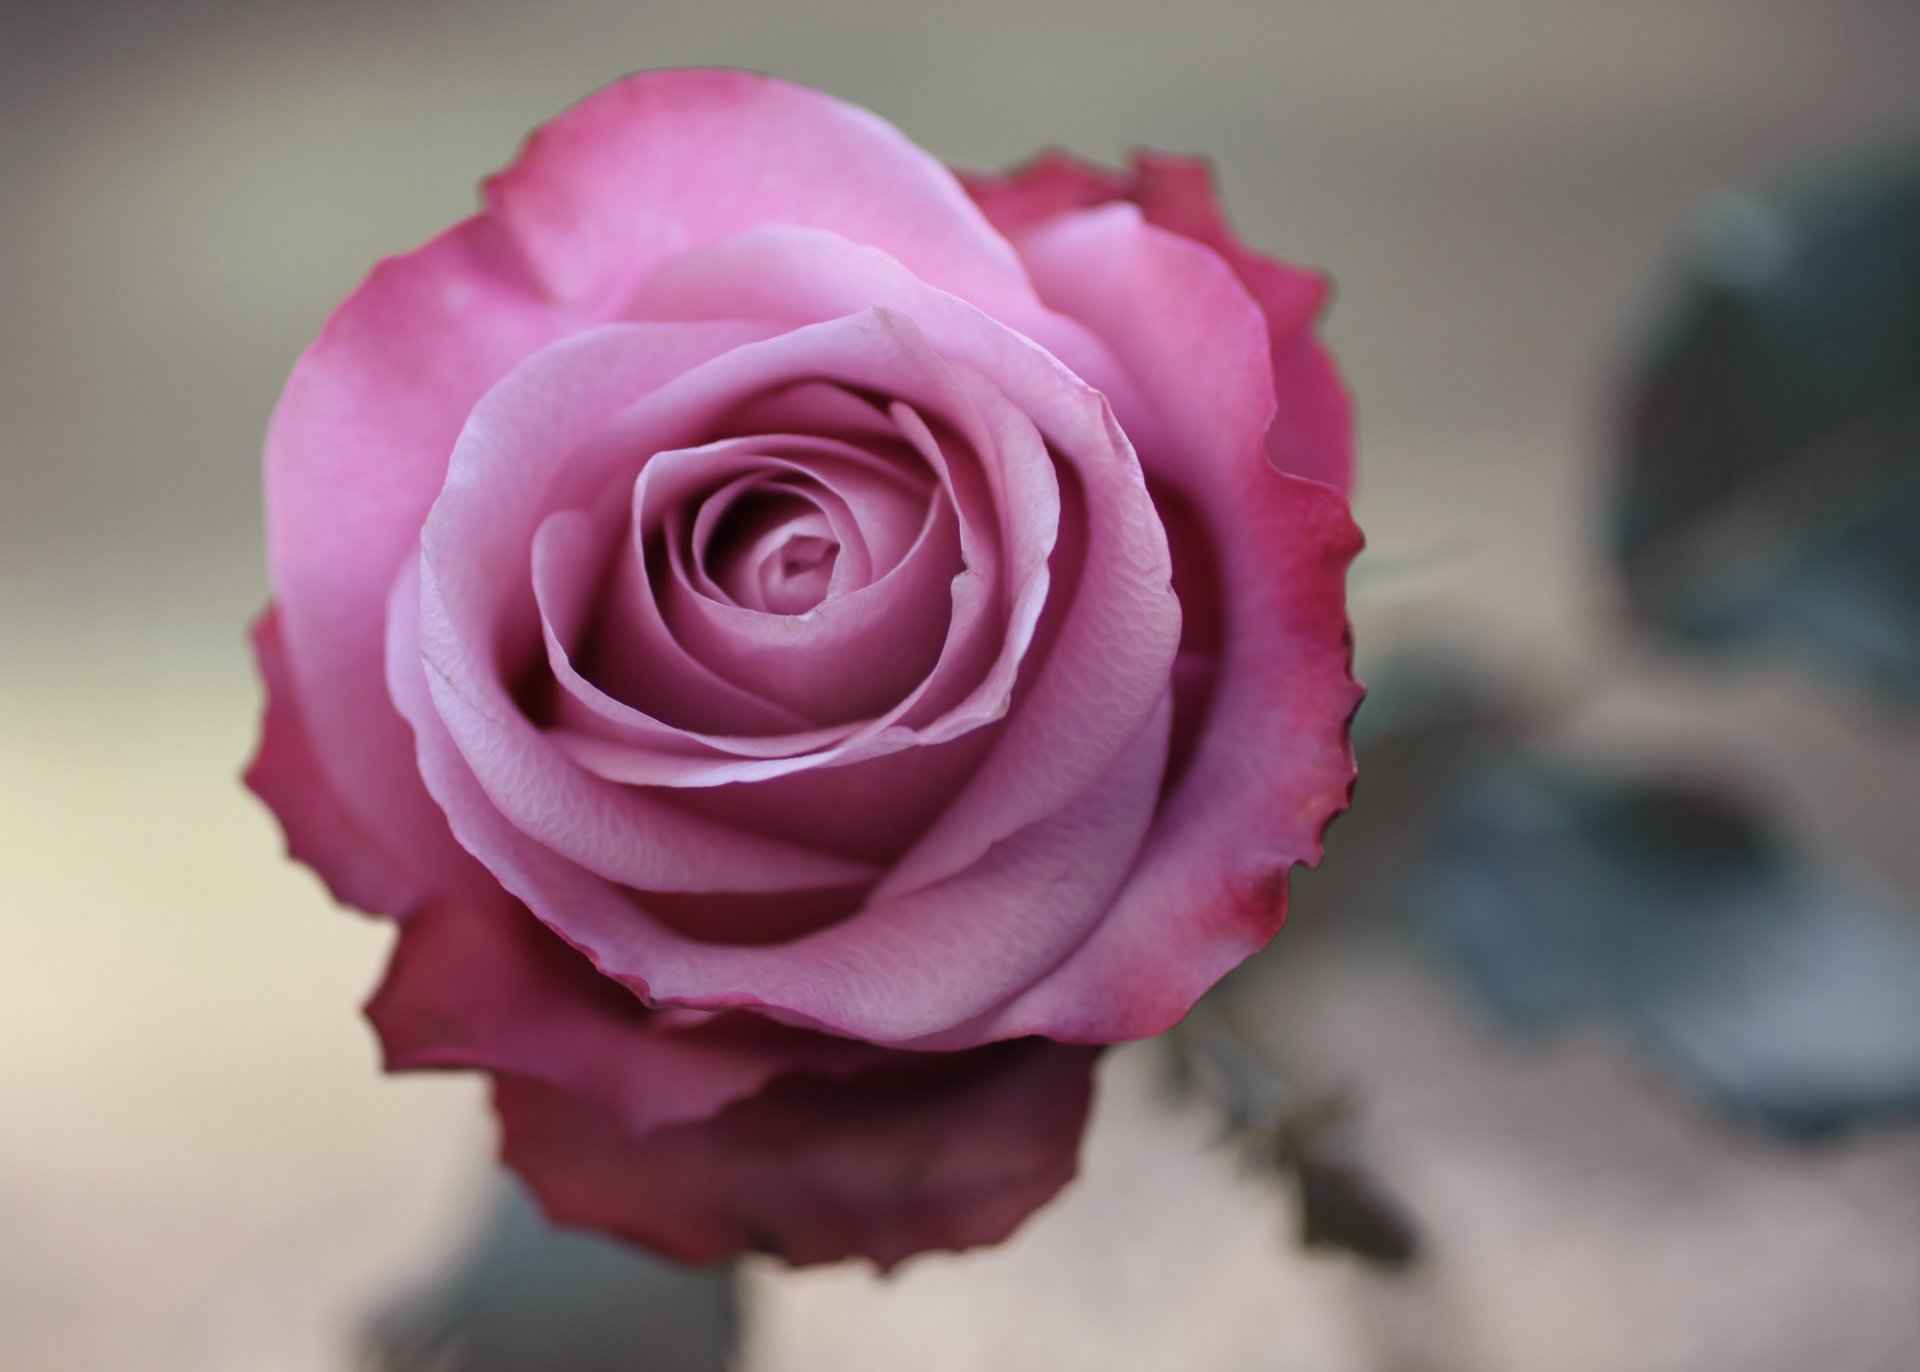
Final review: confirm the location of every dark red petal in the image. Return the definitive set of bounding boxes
[496,1037,1100,1269]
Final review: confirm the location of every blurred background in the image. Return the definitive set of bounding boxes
[2,1,1916,1368]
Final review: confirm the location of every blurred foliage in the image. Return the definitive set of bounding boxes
[1164,1007,1420,1271]
[1312,146,1920,1150]
[1273,1097,1420,1269]
[1614,146,1920,702]
[362,1179,735,1372]
[1410,758,1920,1138]
[1329,644,1920,1142]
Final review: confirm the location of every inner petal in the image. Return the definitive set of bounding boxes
[688,472,871,607]
[760,532,839,614]
[704,491,840,614]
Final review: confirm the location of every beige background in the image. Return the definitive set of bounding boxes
[3,2,1918,1368]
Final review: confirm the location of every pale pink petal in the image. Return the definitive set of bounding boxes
[534,512,867,775]
[718,379,908,448]
[495,1036,1100,1269]
[659,734,999,869]
[393,556,1174,1041]
[557,692,1172,1044]
[680,454,912,603]
[502,316,1045,790]
[574,493,827,735]
[485,70,1035,317]
[659,494,961,723]
[874,383,1174,898]
[541,433,933,749]
[415,557,878,895]
[872,397,1026,737]
[532,505,822,746]
[414,321,928,892]
[629,434,959,722]
[632,228,1182,896]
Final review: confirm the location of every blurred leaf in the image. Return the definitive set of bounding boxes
[1288,1151,1421,1270]
[1166,1005,1423,1271]
[362,1178,735,1372]
[1615,146,1920,702]
[1274,1096,1420,1271]
[1412,760,1920,1138]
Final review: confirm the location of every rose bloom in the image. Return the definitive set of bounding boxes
[248,70,1360,1267]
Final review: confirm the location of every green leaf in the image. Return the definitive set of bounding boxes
[361,1178,736,1372]
[1614,146,1920,702]
[1411,759,1920,1138]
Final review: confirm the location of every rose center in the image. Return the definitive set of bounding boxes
[705,492,843,615]
[761,531,839,614]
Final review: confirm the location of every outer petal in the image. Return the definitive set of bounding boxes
[1125,153,1328,355]
[965,477,1359,1042]
[960,149,1354,492]
[1262,330,1356,496]
[487,69,1035,316]
[954,149,1130,238]
[495,1037,1100,1269]
[978,204,1362,1042]
[264,215,584,911]
[365,897,883,1138]
[244,607,415,914]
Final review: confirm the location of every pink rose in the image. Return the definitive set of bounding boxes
[249,70,1360,1265]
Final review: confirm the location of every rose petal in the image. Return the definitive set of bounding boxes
[244,607,419,914]
[458,314,1044,794]
[632,436,960,722]
[954,149,1131,237]
[679,451,921,605]
[418,321,1010,891]
[486,70,1035,317]
[974,203,1362,1041]
[264,215,585,910]
[962,150,1354,491]
[365,895,882,1137]
[1015,203,1278,493]
[1263,329,1357,498]
[412,556,879,896]
[394,546,1174,1040]
[658,489,961,724]
[1126,153,1330,359]
[631,227,1182,898]
[533,504,819,743]
[495,1036,1099,1269]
